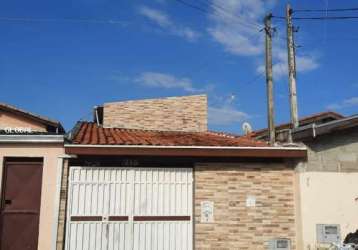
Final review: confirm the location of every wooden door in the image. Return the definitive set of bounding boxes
[0,162,43,250]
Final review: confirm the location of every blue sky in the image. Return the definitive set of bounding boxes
[0,0,357,133]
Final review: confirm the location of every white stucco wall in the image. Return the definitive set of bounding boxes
[299,172,358,249]
[297,130,358,249]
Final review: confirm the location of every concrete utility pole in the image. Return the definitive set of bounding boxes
[264,13,275,145]
[286,4,299,129]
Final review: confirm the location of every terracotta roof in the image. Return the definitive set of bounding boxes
[71,122,268,147]
[252,111,344,138]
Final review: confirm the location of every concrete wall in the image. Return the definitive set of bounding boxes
[195,162,297,249]
[0,110,47,132]
[296,129,358,249]
[0,144,64,250]
[103,95,207,132]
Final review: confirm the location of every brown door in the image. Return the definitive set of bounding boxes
[0,162,43,250]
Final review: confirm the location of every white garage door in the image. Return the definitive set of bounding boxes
[65,167,193,250]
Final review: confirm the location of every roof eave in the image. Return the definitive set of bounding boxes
[64,144,307,158]
[292,115,358,140]
[0,134,64,143]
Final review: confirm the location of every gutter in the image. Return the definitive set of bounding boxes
[64,144,306,150]
[0,134,64,143]
[292,114,358,139]
[64,144,307,158]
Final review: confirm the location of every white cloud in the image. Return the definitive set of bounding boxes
[207,0,319,78]
[327,97,358,110]
[207,0,264,56]
[135,72,201,92]
[208,105,249,125]
[138,6,200,42]
[256,48,319,79]
[138,6,171,27]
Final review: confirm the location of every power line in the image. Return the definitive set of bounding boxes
[294,7,358,13]
[294,16,358,20]
[0,17,127,24]
[202,0,262,29]
[174,0,209,14]
[272,15,358,20]
[174,0,262,31]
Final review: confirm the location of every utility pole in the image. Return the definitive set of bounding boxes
[286,4,299,128]
[264,13,275,145]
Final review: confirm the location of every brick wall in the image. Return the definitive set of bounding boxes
[103,95,207,132]
[56,159,69,250]
[195,162,296,250]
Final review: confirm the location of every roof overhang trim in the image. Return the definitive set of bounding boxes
[0,135,64,143]
[65,144,307,158]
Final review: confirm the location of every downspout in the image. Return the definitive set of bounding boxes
[95,108,100,126]
[312,123,316,138]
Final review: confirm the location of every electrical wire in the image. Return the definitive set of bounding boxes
[174,0,262,30]
[293,16,358,20]
[272,15,358,20]
[174,0,209,15]
[0,17,126,24]
[202,0,262,29]
[294,7,358,12]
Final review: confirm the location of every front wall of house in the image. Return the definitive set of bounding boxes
[0,144,64,250]
[297,129,358,249]
[194,162,296,249]
[0,110,47,132]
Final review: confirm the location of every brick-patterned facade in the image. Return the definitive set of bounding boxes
[103,95,207,132]
[194,163,296,250]
[56,159,69,250]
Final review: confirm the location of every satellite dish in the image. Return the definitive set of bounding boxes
[242,122,253,135]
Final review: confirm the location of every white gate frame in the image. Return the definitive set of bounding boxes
[65,166,193,250]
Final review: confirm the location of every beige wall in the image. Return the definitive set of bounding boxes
[296,130,358,249]
[0,110,47,132]
[103,95,208,132]
[0,144,64,250]
[299,172,358,249]
[195,162,297,249]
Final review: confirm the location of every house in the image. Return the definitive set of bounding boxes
[0,103,65,250]
[56,95,307,250]
[253,111,358,249]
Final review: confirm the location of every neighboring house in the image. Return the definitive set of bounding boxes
[253,111,358,249]
[0,103,65,250]
[56,95,307,250]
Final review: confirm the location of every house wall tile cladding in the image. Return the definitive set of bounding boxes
[103,95,207,132]
[56,159,69,250]
[194,163,296,250]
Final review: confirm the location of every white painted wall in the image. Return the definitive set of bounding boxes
[299,172,358,249]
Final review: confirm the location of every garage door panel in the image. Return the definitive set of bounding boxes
[67,222,109,250]
[69,183,109,216]
[66,167,192,250]
[107,222,131,250]
[133,168,192,216]
[133,221,192,250]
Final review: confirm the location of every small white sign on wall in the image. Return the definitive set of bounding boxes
[201,201,214,223]
[246,195,256,207]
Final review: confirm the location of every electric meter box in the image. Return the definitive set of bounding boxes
[268,238,291,250]
[316,224,341,244]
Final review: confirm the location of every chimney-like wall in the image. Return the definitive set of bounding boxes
[103,95,207,132]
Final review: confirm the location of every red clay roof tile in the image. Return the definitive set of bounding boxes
[71,122,268,147]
